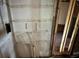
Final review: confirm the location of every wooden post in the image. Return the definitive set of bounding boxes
[60,0,76,52]
[68,13,79,53]
[51,0,59,55]
[62,0,76,52]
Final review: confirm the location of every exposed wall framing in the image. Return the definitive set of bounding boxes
[68,13,79,53]
[60,0,76,52]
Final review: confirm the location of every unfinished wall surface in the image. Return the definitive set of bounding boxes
[0,13,5,36]
[2,0,9,23]
[57,2,69,25]
[52,1,69,55]
[0,18,4,35]
[0,33,15,58]
[0,0,9,37]
[7,0,57,57]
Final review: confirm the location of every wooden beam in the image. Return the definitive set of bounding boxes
[68,13,79,53]
[60,0,76,52]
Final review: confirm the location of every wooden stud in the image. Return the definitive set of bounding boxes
[60,0,76,52]
[68,13,79,53]
[51,0,59,55]
[62,0,76,52]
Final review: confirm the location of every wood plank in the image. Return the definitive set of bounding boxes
[62,0,76,52]
[68,13,79,53]
[60,0,76,52]
[63,1,76,51]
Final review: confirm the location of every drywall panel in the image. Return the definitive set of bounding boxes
[41,0,54,5]
[13,22,32,32]
[14,32,32,44]
[40,32,51,41]
[2,2,9,23]
[9,0,32,6]
[14,31,51,57]
[39,40,50,57]
[0,19,5,36]
[10,8,32,21]
[32,0,40,8]
[0,23,3,31]
[37,21,52,32]
[8,0,57,57]
[0,33,15,58]
[32,40,50,57]
[32,8,40,21]
[15,43,32,57]
[40,7,53,20]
